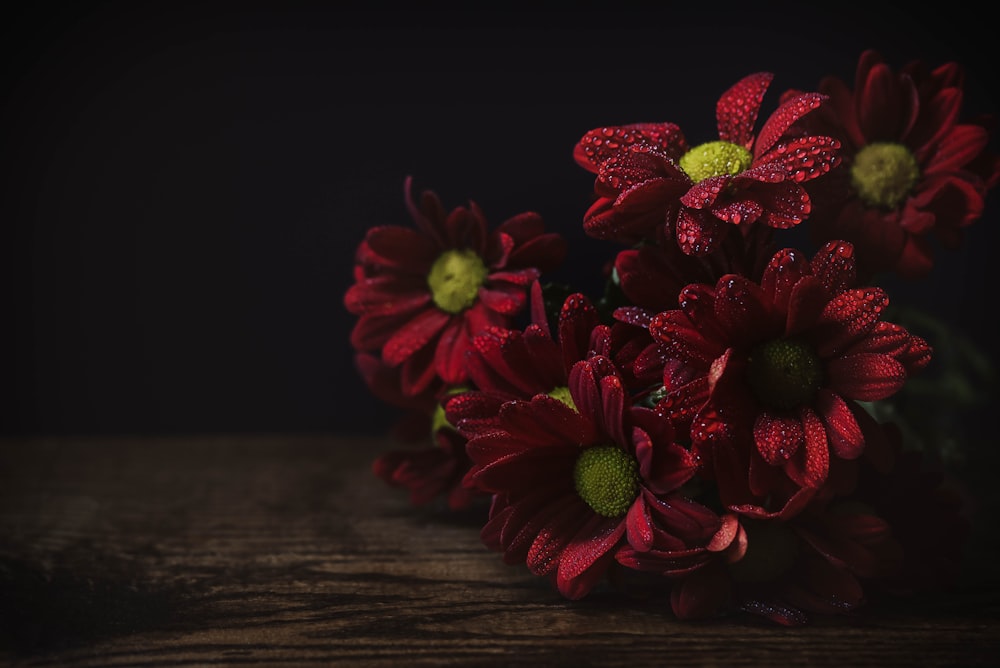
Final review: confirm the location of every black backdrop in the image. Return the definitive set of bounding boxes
[4,3,999,437]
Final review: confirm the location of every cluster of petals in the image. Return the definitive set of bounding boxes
[345,177,567,397]
[445,283,607,434]
[359,352,482,510]
[783,49,1000,279]
[647,240,931,505]
[461,355,716,600]
[619,477,905,625]
[611,225,776,390]
[573,72,841,255]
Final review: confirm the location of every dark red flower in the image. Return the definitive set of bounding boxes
[855,422,972,595]
[574,73,840,255]
[464,356,715,600]
[784,49,1000,280]
[359,352,484,510]
[620,493,904,625]
[612,224,777,391]
[649,241,931,500]
[445,283,608,437]
[372,399,484,511]
[345,177,567,397]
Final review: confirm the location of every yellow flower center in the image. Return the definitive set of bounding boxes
[427,249,489,314]
[547,385,577,411]
[746,339,824,410]
[573,446,639,518]
[431,386,469,434]
[678,140,754,183]
[850,142,919,209]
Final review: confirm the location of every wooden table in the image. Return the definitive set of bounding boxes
[1,434,997,667]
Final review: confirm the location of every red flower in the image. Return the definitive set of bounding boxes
[345,177,567,397]
[612,224,776,390]
[372,406,483,511]
[359,353,485,510]
[574,73,841,255]
[464,356,715,600]
[649,241,931,501]
[620,494,904,625]
[855,422,972,594]
[445,283,607,437]
[785,49,1000,280]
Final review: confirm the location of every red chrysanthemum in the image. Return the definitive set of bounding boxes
[784,49,1000,280]
[573,73,841,255]
[612,224,777,390]
[345,177,567,397]
[464,356,716,600]
[358,353,484,510]
[620,490,905,625]
[445,282,608,437]
[372,395,483,511]
[649,240,931,501]
[855,422,972,595]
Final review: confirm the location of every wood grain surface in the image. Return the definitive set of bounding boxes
[1,434,997,667]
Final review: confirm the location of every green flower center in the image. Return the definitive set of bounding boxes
[427,249,489,314]
[729,519,800,583]
[746,339,824,410]
[431,386,469,434]
[547,385,577,411]
[678,140,754,183]
[573,446,639,518]
[850,142,919,209]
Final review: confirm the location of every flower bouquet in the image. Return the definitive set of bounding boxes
[344,49,999,625]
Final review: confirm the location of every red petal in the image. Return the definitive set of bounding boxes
[757,135,840,183]
[717,72,773,148]
[527,498,590,576]
[344,278,430,317]
[479,282,529,316]
[752,181,811,228]
[713,274,778,340]
[636,435,696,495]
[499,493,575,565]
[365,225,439,270]
[560,293,601,370]
[350,312,409,352]
[382,308,450,366]
[815,389,864,459]
[626,499,655,552]
[557,515,626,600]
[814,288,890,357]
[754,93,826,157]
[810,241,857,295]
[858,62,905,141]
[434,320,472,385]
[574,122,687,171]
[400,343,440,396]
[753,413,803,464]
[499,395,598,448]
[784,407,829,488]
[827,353,907,401]
[923,124,990,174]
[648,309,720,367]
[784,275,829,337]
[710,195,764,226]
[507,234,568,271]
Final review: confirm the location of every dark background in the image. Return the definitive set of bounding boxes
[4,2,998,438]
